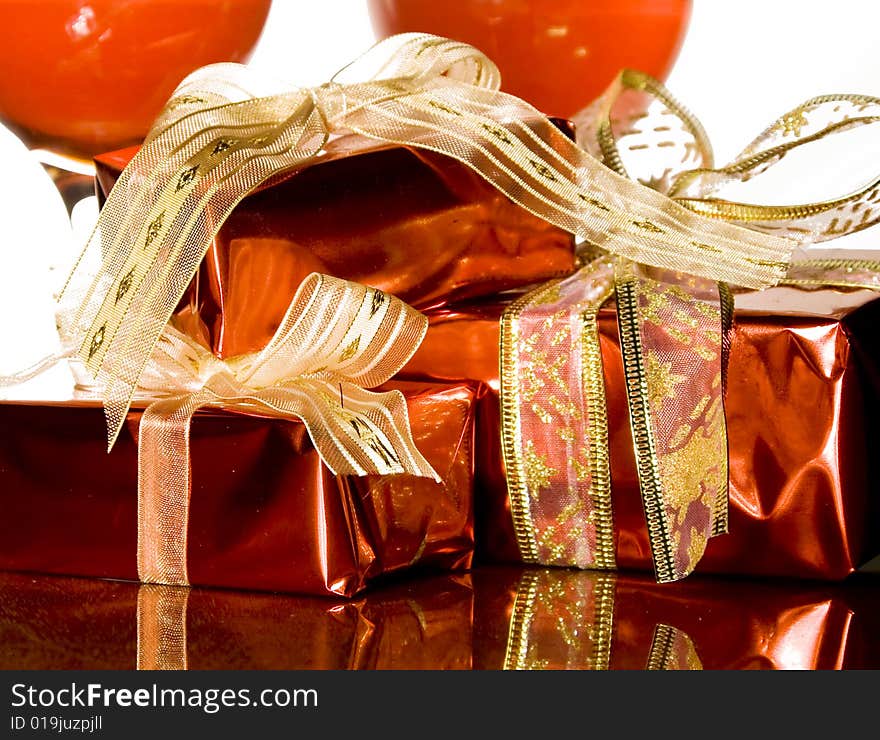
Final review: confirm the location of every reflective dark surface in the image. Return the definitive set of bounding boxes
[2,567,879,670]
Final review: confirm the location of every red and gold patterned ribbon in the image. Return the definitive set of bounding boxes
[504,70,880,582]
[135,273,436,586]
[501,259,616,570]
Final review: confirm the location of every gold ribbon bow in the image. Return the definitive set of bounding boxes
[135,272,436,585]
[503,69,880,582]
[56,33,801,455]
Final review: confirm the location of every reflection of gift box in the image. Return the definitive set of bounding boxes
[0,380,475,597]
[94,131,576,359]
[472,567,880,670]
[402,282,880,581]
[0,571,473,670]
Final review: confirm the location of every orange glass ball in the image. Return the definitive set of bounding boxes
[0,0,272,159]
[367,0,692,118]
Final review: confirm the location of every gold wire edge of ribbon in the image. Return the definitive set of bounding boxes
[713,282,734,537]
[614,261,677,583]
[581,286,616,571]
[499,287,550,565]
[592,573,616,670]
[502,571,540,670]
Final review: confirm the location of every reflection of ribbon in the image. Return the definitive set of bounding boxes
[503,570,701,670]
[136,272,436,586]
[137,585,189,670]
[56,33,802,456]
[503,70,880,582]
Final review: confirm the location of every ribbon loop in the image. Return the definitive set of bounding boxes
[579,69,880,245]
[140,273,436,480]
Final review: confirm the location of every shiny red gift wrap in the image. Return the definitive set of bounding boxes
[0,381,476,597]
[94,134,576,359]
[400,285,880,580]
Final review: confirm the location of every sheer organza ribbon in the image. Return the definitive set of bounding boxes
[139,273,436,585]
[503,68,880,582]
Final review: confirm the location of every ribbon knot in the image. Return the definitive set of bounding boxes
[136,272,438,586]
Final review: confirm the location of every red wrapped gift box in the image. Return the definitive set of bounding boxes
[401,283,880,580]
[0,380,476,597]
[94,131,576,359]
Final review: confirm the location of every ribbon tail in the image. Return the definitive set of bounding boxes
[500,257,616,569]
[137,393,205,586]
[572,68,715,189]
[615,260,728,582]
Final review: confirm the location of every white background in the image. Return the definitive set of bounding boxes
[2,0,880,370]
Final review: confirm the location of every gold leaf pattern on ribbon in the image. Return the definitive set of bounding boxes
[645,352,687,405]
[615,262,727,582]
[523,441,556,495]
[501,259,616,570]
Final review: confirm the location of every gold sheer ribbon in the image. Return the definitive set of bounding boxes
[135,272,436,586]
[56,33,801,457]
[504,70,880,582]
